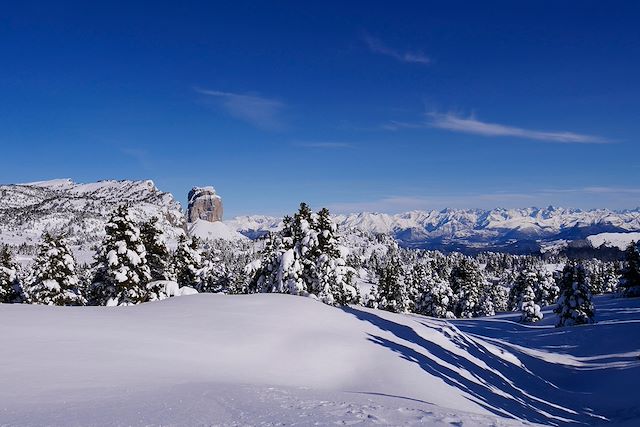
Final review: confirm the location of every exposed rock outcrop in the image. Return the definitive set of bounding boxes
[187,186,223,223]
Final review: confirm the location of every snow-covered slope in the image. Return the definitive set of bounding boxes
[230,207,640,252]
[587,232,640,250]
[1,294,638,426]
[0,179,184,250]
[187,218,248,241]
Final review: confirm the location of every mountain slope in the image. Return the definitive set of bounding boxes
[0,179,184,250]
[1,293,637,426]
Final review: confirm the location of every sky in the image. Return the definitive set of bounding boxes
[1,1,639,217]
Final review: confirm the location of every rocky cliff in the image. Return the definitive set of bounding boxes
[187,186,223,223]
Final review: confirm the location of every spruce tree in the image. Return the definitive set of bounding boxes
[509,270,543,311]
[450,258,484,318]
[0,245,25,303]
[172,234,203,288]
[477,282,496,317]
[140,216,170,281]
[90,205,153,306]
[619,242,640,297]
[416,276,455,318]
[532,268,559,307]
[255,232,286,293]
[487,283,509,313]
[375,250,410,313]
[25,233,84,306]
[520,284,543,323]
[554,262,595,327]
[254,204,357,305]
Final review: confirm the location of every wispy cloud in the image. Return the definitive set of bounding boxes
[293,142,354,149]
[195,88,286,130]
[427,112,609,144]
[362,33,431,65]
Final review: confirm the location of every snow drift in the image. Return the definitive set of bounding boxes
[0,294,638,426]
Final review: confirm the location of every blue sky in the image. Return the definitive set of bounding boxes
[1,1,639,217]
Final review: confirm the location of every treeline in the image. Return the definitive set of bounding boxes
[1,202,640,329]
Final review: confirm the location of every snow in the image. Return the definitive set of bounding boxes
[1,294,638,425]
[150,280,198,297]
[587,232,640,250]
[187,219,248,241]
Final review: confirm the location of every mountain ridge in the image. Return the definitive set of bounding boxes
[228,206,640,253]
[2,178,639,254]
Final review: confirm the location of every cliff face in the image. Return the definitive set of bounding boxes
[187,186,223,223]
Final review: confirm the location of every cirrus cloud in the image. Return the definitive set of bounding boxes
[362,33,431,65]
[195,88,286,131]
[427,112,610,144]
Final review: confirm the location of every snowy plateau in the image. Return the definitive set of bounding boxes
[1,294,639,426]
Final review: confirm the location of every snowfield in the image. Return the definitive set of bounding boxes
[1,294,639,426]
[586,232,640,250]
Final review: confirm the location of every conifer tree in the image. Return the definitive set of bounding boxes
[172,234,203,288]
[140,216,170,281]
[508,270,541,311]
[90,205,153,306]
[375,250,410,313]
[25,233,84,306]
[532,268,559,307]
[487,283,509,313]
[316,208,340,258]
[415,276,455,318]
[253,203,357,305]
[0,245,25,303]
[520,284,543,323]
[450,258,484,318]
[255,232,286,293]
[554,262,595,327]
[619,242,640,297]
[477,282,497,317]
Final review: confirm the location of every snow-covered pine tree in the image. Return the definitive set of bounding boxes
[375,250,410,313]
[486,283,509,313]
[89,205,153,306]
[316,208,340,258]
[0,245,25,303]
[172,234,203,288]
[477,282,497,317]
[24,233,84,306]
[532,268,559,307]
[276,248,306,295]
[197,251,229,293]
[140,216,170,281]
[415,276,455,318]
[253,203,358,305]
[254,232,286,293]
[450,258,484,318]
[313,207,358,305]
[508,269,537,311]
[520,283,543,323]
[601,263,619,294]
[554,262,595,327]
[406,262,430,313]
[619,242,640,297]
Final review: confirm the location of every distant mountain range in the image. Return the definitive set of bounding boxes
[228,207,640,254]
[2,179,639,255]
